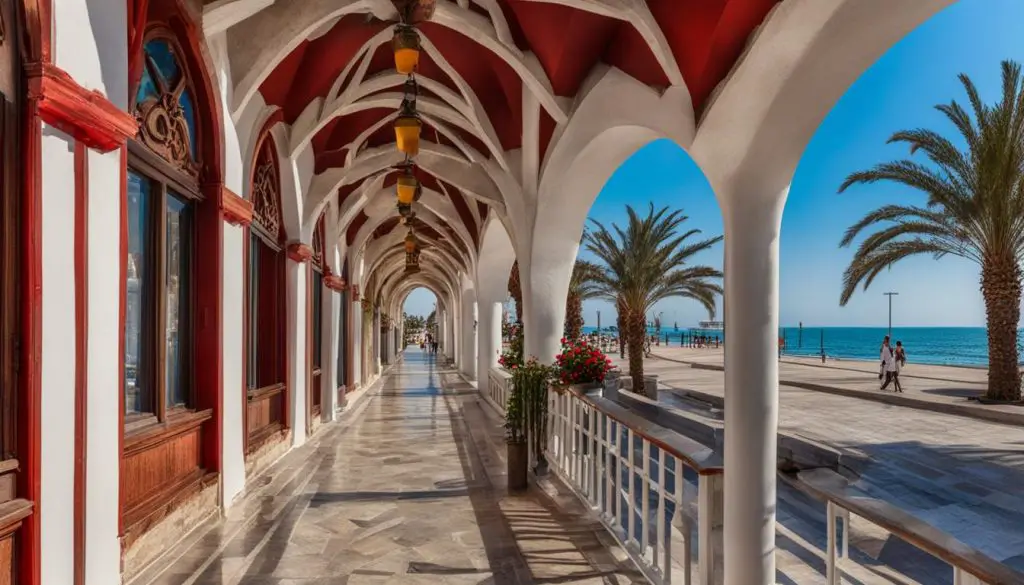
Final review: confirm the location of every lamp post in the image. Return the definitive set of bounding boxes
[884,292,899,338]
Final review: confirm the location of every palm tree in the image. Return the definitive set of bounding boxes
[585,204,723,396]
[564,260,603,340]
[508,261,523,324]
[838,60,1024,402]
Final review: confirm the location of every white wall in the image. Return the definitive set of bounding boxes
[287,261,308,445]
[221,223,246,504]
[85,148,123,584]
[40,126,76,585]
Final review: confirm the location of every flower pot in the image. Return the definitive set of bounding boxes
[507,440,529,490]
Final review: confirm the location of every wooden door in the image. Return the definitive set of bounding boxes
[0,0,32,580]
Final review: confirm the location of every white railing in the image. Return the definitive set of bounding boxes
[547,384,724,585]
[486,367,511,414]
[797,469,1024,585]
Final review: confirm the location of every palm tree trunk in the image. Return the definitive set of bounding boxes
[982,255,1022,401]
[617,297,626,359]
[565,292,583,340]
[509,261,523,325]
[626,308,646,397]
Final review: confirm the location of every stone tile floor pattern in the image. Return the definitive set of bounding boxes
[615,351,1024,579]
[136,351,645,585]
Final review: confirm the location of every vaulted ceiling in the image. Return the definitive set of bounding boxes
[230,0,780,280]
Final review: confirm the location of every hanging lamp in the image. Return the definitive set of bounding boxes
[393,25,421,75]
[396,164,419,205]
[404,228,421,273]
[394,78,421,156]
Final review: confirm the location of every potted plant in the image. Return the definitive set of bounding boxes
[554,337,615,388]
[516,357,553,476]
[498,321,524,370]
[504,367,528,490]
[551,338,615,471]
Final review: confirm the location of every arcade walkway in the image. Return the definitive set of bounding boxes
[135,350,644,585]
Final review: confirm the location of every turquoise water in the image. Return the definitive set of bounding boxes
[581,326,1019,367]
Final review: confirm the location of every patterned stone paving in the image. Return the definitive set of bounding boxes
[613,351,1024,574]
[135,351,644,585]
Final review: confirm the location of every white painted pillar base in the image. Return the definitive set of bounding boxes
[721,193,785,585]
[286,259,308,447]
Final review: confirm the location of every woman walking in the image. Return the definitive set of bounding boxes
[892,341,906,393]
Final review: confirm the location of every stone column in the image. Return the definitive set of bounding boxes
[351,299,362,387]
[285,256,308,447]
[721,192,786,585]
[477,300,502,388]
[460,295,477,380]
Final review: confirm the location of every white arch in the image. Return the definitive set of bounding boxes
[475,215,516,302]
[691,0,955,203]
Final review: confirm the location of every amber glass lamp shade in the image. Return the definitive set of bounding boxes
[393,27,421,75]
[396,172,419,205]
[395,115,421,156]
[404,231,419,253]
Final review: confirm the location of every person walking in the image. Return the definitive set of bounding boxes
[892,341,906,393]
[879,336,897,390]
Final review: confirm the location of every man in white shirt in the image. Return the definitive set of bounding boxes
[879,336,897,390]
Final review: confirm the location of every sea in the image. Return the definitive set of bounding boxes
[580,325,1019,368]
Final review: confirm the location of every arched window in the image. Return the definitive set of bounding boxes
[246,134,287,452]
[125,35,202,425]
[309,215,326,418]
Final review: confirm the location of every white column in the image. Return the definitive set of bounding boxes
[373,310,382,374]
[522,249,576,363]
[721,192,785,585]
[477,300,501,385]
[320,280,337,422]
[40,127,77,585]
[286,259,308,447]
[351,299,362,387]
[460,298,477,380]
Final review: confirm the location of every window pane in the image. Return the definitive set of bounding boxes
[180,89,198,159]
[247,233,259,390]
[126,171,152,414]
[135,67,158,107]
[145,39,180,86]
[165,192,190,409]
[312,272,322,368]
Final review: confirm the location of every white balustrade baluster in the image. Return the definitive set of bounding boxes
[642,440,651,555]
[628,428,636,547]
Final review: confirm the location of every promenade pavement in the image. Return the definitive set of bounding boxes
[135,351,644,585]
[610,348,1024,572]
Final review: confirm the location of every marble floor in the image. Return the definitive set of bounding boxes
[135,351,645,585]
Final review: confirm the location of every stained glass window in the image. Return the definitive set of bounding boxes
[135,38,198,172]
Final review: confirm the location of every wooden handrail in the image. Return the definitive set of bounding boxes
[566,386,723,475]
[797,469,1024,585]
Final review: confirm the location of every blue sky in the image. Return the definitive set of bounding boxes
[405,0,1024,327]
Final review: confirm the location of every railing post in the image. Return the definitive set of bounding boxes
[697,473,724,585]
[590,406,599,506]
[826,501,838,585]
[671,458,690,585]
[641,441,651,554]
[627,429,636,547]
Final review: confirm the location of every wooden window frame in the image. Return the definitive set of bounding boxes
[123,145,200,436]
[244,135,288,454]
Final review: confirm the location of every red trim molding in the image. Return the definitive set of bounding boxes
[350,284,360,301]
[72,143,88,585]
[220,186,252,226]
[26,62,137,153]
[325,275,346,291]
[286,242,313,263]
